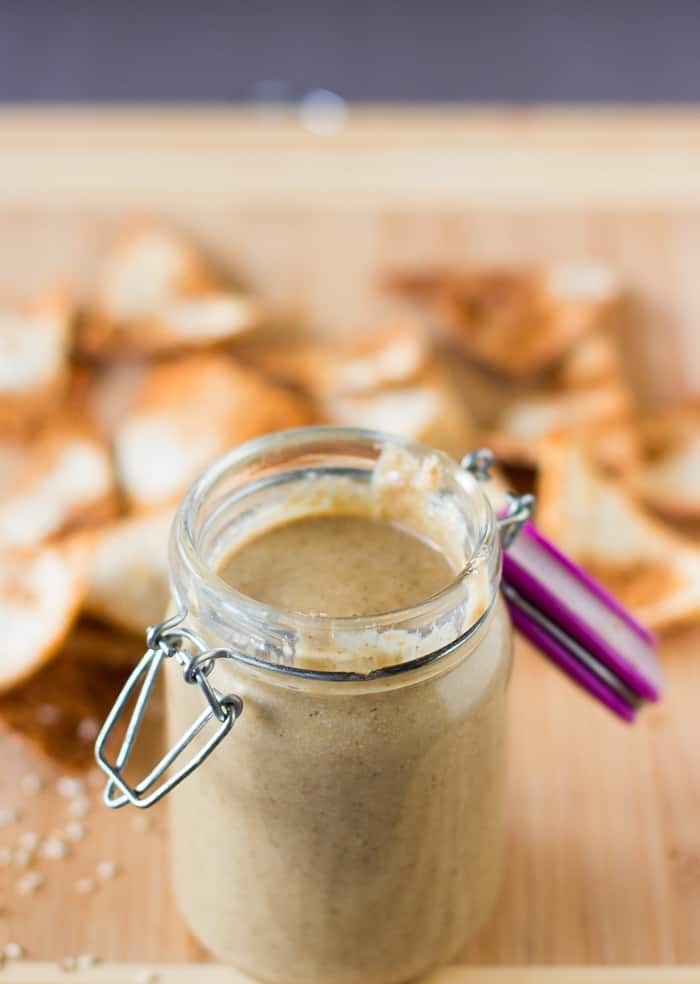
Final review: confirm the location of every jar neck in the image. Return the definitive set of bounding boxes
[170,427,501,679]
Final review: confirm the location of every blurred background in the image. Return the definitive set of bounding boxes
[2,0,700,104]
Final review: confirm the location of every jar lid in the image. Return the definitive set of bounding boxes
[501,521,663,722]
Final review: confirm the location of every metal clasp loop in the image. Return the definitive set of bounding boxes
[94,611,243,810]
[461,447,535,549]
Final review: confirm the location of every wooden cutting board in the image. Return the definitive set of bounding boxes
[0,108,699,970]
[0,630,698,966]
[1,964,700,983]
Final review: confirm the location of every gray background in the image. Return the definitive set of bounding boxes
[1,0,699,104]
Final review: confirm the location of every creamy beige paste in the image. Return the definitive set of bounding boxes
[167,485,510,984]
[218,514,455,617]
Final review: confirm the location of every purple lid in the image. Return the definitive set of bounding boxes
[503,582,637,723]
[502,522,663,705]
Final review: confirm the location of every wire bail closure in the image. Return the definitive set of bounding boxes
[94,611,243,810]
[461,448,535,548]
[95,447,533,810]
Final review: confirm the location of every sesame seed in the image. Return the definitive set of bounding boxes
[0,806,18,827]
[64,821,85,842]
[4,941,26,959]
[16,870,44,895]
[67,795,91,818]
[87,768,104,790]
[76,718,99,742]
[96,859,118,880]
[74,877,95,894]
[42,837,69,861]
[130,814,151,833]
[18,831,40,851]
[19,772,43,796]
[35,703,61,725]
[0,845,12,865]
[76,953,100,969]
[59,955,77,971]
[57,777,85,799]
[13,848,34,867]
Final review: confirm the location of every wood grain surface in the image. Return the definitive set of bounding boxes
[1,630,698,966]
[0,108,699,404]
[1,963,700,984]
[0,109,698,971]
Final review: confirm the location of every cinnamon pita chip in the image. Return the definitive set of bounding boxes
[0,285,73,435]
[0,617,140,765]
[0,538,91,693]
[253,321,428,396]
[537,436,700,631]
[86,506,175,635]
[629,403,700,520]
[114,353,316,508]
[321,365,477,461]
[0,420,117,551]
[80,219,261,359]
[390,260,620,377]
[486,331,637,473]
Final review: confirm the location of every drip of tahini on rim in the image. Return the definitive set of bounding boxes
[169,426,502,680]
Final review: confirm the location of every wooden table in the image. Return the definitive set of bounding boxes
[1,627,698,966]
[0,107,699,970]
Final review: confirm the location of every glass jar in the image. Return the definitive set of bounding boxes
[104,428,516,984]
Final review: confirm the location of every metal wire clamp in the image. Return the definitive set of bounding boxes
[96,447,532,810]
[461,448,535,548]
[94,611,243,810]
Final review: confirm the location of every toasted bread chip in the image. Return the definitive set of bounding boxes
[254,321,428,396]
[629,404,700,520]
[0,285,73,434]
[0,538,91,693]
[390,261,620,377]
[86,506,175,635]
[0,420,116,551]
[80,220,260,359]
[114,353,316,508]
[486,331,637,473]
[537,436,700,631]
[321,365,477,461]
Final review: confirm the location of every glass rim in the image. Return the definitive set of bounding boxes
[173,426,500,678]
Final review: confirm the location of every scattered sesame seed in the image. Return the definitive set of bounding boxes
[74,877,95,894]
[13,848,34,867]
[76,953,100,969]
[16,870,44,895]
[76,718,99,743]
[18,831,40,851]
[130,814,151,834]
[64,821,85,842]
[0,845,12,865]
[42,837,69,861]
[36,703,61,725]
[67,795,91,818]
[96,859,118,880]
[0,806,18,827]
[4,941,26,959]
[19,772,43,796]
[87,768,104,790]
[57,777,85,799]
[59,955,77,971]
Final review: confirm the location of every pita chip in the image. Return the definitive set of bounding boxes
[114,353,316,508]
[0,538,91,693]
[80,219,260,359]
[537,436,700,632]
